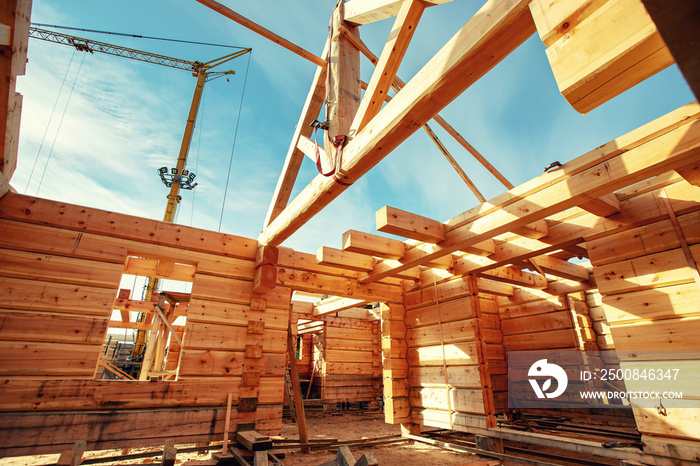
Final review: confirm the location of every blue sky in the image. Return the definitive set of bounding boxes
[13,0,695,254]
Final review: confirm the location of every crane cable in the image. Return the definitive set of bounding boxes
[218,51,252,232]
[36,52,86,196]
[24,49,77,193]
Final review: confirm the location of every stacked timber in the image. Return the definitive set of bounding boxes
[587,177,700,459]
[402,275,503,431]
[322,317,382,403]
[0,193,289,456]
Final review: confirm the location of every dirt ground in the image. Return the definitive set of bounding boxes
[0,411,515,466]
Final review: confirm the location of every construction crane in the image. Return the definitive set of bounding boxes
[29,27,251,371]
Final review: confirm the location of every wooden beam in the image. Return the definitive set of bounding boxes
[377,206,445,243]
[258,0,536,246]
[361,113,700,283]
[479,265,548,289]
[314,297,367,316]
[675,160,700,186]
[350,0,425,133]
[316,246,374,272]
[342,229,406,259]
[641,0,700,101]
[297,135,325,163]
[512,219,549,239]
[153,304,183,347]
[195,0,325,67]
[422,123,486,202]
[287,325,309,453]
[162,439,177,466]
[531,0,674,114]
[370,260,421,280]
[579,192,621,217]
[0,171,9,198]
[347,29,514,191]
[529,255,590,282]
[328,3,360,140]
[263,42,328,227]
[344,0,454,26]
[444,101,700,233]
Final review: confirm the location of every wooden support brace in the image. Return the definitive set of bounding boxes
[529,255,590,282]
[221,393,233,454]
[579,193,621,217]
[57,441,86,466]
[161,439,177,466]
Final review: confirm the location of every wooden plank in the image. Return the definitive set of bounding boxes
[594,244,700,295]
[188,299,288,330]
[409,387,491,415]
[0,276,117,316]
[235,430,272,452]
[316,246,374,272]
[0,248,123,288]
[192,274,291,310]
[258,0,536,246]
[500,310,572,335]
[609,316,700,352]
[342,229,406,259]
[0,341,101,377]
[587,208,700,266]
[409,366,485,389]
[406,319,478,347]
[535,0,674,113]
[183,322,286,353]
[528,0,607,47]
[405,296,477,328]
[0,311,107,344]
[377,206,445,243]
[0,194,258,260]
[502,329,577,351]
[412,409,495,430]
[601,283,700,324]
[407,342,482,367]
[351,0,425,133]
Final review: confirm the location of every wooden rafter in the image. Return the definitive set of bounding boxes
[258,0,536,246]
[350,0,425,133]
[313,296,368,316]
[264,41,329,227]
[360,106,700,283]
[195,0,325,67]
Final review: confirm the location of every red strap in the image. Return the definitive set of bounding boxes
[314,126,335,177]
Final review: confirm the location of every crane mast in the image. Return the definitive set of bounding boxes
[29,27,251,376]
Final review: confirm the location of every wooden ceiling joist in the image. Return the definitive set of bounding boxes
[479,265,548,289]
[342,230,406,260]
[359,105,700,283]
[316,246,374,272]
[528,255,590,282]
[258,0,536,246]
[314,296,368,316]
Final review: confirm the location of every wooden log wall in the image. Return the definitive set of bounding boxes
[322,317,382,402]
[0,193,289,456]
[587,177,700,457]
[399,276,506,431]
